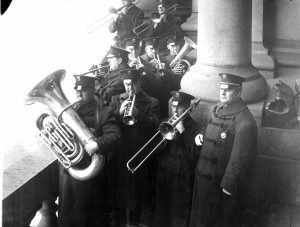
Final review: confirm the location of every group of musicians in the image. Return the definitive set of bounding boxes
[57,0,258,227]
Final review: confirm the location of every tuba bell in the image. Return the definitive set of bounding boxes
[169,36,197,74]
[25,69,105,181]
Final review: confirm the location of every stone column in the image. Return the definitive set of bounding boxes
[181,0,268,103]
[251,0,274,79]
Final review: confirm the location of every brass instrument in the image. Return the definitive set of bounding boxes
[126,97,201,173]
[123,94,137,125]
[133,4,178,36]
[75,63,110,78]
[26,69,105,180]
[88,0,142,33]
[169,36,197,74]
[151,54,166,76]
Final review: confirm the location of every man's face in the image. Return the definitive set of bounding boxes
[123,79,141,95]
[107,56,121,71]
[219,84,241,104]
[171,102,188,117]
[145,45,156,58]
[167,42,177,56]
[125,46,136,60]
[158,5,165,14]
[76,87,94,104]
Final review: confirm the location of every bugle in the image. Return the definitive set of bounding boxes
[123,94,137,125]
[126,97,201,173]
[133,4,178,36]
[88,0,142,33]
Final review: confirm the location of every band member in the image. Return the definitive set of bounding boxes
[150,91,202,227]
[161,35,193,77]
[140,6,184,55]
[156,0,182,26]
[108,0,144,43]
[122,36,145,71]
[109,69,160,227]
[140,37,180,118]
[58,74,120,227]
[190,73,258,227]
[94,45,130,105]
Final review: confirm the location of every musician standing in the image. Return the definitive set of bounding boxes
[109,69,160,227]
[189,73,258,227]
[140,37,179,118]
[108,0,144,44]
[156,0,182,26]
[58,74,120,227]
[95,45,130,105]
[150,91,202,227]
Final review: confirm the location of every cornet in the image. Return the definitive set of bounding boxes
[74,64,110,78]
[123,94,137,126]
[126,97,201,173]
[150,54,166,76]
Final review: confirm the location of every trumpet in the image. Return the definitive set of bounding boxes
[126,97,201,173]
[123,94,137,125]
[88,0,142,33]
[133,4,178,36]
[151,54,166,76]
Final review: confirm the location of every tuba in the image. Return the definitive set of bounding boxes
[26,69,105,180]
[170,36,197,74]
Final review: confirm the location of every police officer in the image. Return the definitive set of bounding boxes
[109,69,160,227]
[58,74,120,227]
[94,45,130,105]
[190,73,258,227]
[150,91,202,227]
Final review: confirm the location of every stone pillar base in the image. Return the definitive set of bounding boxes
[271,39,300,69]
[181,63,269,103]
[252,42,275,80]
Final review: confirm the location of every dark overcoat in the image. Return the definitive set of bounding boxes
[58,96,120,227]
[108,5,144,41]
[95,67,128,105]
[139,54,179,118]
[189,98,258,227]
[109,91,160,210]
[150,116,201,227]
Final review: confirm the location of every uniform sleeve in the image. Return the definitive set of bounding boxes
[134,8,144,27]
[95,107,121,155]
[220,122,258,194]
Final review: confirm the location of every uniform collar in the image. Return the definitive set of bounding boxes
[214,98,246,116]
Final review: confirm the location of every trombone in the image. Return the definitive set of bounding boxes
[133,4,178,36]
[88,0,142,33]
[126,97,201,173]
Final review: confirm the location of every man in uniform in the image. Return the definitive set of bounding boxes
[108,0,144,43]
[58,74,120,227]
[190,73,258,227]
[122,36,145,72]
[109,69,160,227]
[161,35,194,77]
[150,91,202,227]
[140,37,180,118]
[94,45,130,105]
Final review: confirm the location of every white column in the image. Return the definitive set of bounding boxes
[251,0,275,79]
[181,0,268,103]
